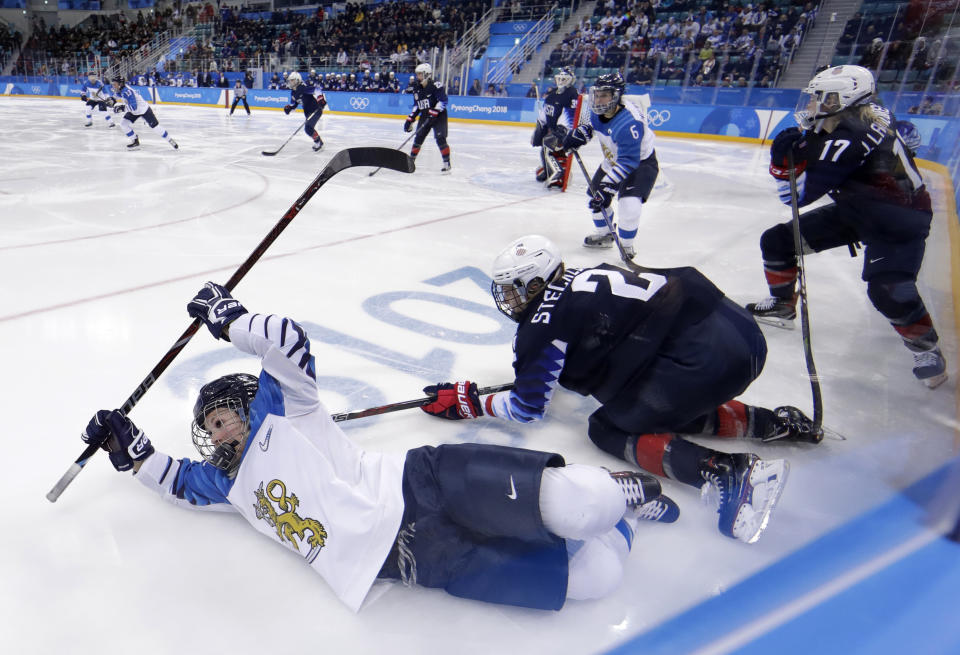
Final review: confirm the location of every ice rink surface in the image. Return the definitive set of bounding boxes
[0,97,956,655]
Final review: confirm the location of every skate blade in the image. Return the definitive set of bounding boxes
[754,316,795,330]
[732,459,789,544]
[922,371,948,389]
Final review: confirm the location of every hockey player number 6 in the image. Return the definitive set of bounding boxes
[571,269,667,302]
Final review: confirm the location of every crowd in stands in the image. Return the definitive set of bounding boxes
[545,0,816,88]
[1,21,23,71]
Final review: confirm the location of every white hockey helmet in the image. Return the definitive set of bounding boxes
[415,62,432,83]
[287,71,302,88]
[795,65,875,130]
[491,235,564,322]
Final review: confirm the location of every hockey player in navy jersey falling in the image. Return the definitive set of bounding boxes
[403,63,452,173]
[81,282,683,612]
[420,235,822,544]
[561,72,659,258]
[531,66,578,188]
[746,65,947,388]
[283,71,326,151]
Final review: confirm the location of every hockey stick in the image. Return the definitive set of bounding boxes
[571,150,641,269]
[261,107,322,157]
[787,151,824,438]
[330,382,514,423]
[367,120,431,177]
[46,147,416,503]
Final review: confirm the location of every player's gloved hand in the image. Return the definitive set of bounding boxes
[403,118,414,133]
[531,121,545,147]
[561,124,593,151]
[421,381,484,420]
[317,95,327,109]
[769,127,806,179]
[82,410,154,472]
[427,108,440,122]
[81,94,88,102]
[113,103,126,114]
[588,178,618,212]
[187,282,247,340]
[283,104,295,115]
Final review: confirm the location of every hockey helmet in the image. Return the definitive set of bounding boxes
[191,373,259,477]
[415,62,432,83]
[591,72,625,116]
[895,120,921,152]
[490,235,564,322]
[554,66,575,90]
[111,74,125,89]
[795,65,875,130]
[287,71,302,88]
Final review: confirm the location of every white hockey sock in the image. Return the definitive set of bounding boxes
[539,464,625,540]
[151,124,169,139]
[566,521,633,601]
[617,195,643,238]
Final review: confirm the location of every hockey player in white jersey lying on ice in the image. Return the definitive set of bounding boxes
[81,282,680,612]
[420,235,822,545]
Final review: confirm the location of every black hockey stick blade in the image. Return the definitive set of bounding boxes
[47,147,415,503]
[331,383,513,423]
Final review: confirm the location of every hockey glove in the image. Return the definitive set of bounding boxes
[531,121,545,147]
[81,94,88,102]
[403,117,414,133]
[82,410,154,472]
[421,381,483,420]
[283,104,295,115]
[113,103,126,114]
[187,281,247,341]
[317,95,327,109]
[561,124,593,152]
[588,178,618,212]
[769,127,806,180]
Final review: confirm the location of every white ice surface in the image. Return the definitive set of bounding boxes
[0,97,956,655]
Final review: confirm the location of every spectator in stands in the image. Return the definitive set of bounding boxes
[526,83,538,98]
[859,37,885,69]
[908,96,942,115]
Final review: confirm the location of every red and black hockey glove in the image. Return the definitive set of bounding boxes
[769,127,807,180]
[421,381,483,420]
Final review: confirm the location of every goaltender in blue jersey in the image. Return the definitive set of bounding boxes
[562,72,658,258]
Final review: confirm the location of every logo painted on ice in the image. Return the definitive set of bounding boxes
[349,96,370,109]
[647,109,671,127]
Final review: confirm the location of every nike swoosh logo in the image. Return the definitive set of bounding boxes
[506,475,518,500]
[258,426,273,452]
[869,257,884,264]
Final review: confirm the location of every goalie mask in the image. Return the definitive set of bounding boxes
[491,235,564,322]
[554,66,575,90]
[191,373,259,477]
[795,65,875,131]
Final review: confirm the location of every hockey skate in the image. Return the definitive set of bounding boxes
[609,470,662,507]
[441,161,452,174]
[83,121,93,127]
[746,296,796,329]
[762,406,823,443]
[621,243,636,259]
[546,170,564,189]
[126,137,141,149]
[699,453,788,544]
[169,138,179,150]
[312,138,324,152]
[913,345,948,389]
[584,232,615,249]
[630,494,680,523]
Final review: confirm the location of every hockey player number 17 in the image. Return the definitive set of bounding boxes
[571,269,667,302]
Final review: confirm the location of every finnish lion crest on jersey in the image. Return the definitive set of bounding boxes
[253,479,328,563]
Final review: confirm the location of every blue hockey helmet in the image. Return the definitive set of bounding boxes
[191,373,259,477]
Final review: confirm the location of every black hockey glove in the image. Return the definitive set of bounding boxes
[769,127,806,180]
[561,124,593,151]
[113,103,126,114]
[187,281,247,341]
[81,94,88,102]
[588,178,618,212]
[421,381,483,420]
[531,121,545,147]
[82,410,154,472]
[403,117,414,133]
[317,95,327,109]
[283,104,295,115]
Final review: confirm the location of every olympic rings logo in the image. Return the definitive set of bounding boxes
[349,97,370,109]
[513,24,526,31]
[647,109,671,127]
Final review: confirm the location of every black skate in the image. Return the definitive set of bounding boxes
[84,121,93,127]
[312,138,324,152]
[584,232,615,249]
[441,161,452,174]
[169,138,179,150]
[699,452,788,544]
[913,346,948,389]
[126,137,140,149]
[763,406,823,443]
[746,296,796,329]
[630,494,680,523]
[609,470,661,507]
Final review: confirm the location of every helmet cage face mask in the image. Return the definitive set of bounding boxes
[190,373,258,477]
[554,67,575,90]
[490,236,563,322]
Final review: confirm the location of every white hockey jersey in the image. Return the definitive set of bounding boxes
[135,312,406,611]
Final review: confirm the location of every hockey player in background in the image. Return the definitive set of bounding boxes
[746,65,946,388]
[561,72,659,258]
[420,235,823,544]
[531,66,578,188]
[229,79,251,116]
[80,71,115,129]
[403,63,452,173]
[81,282,680,612]
[109,75,178,150]
[283,71,326,152]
